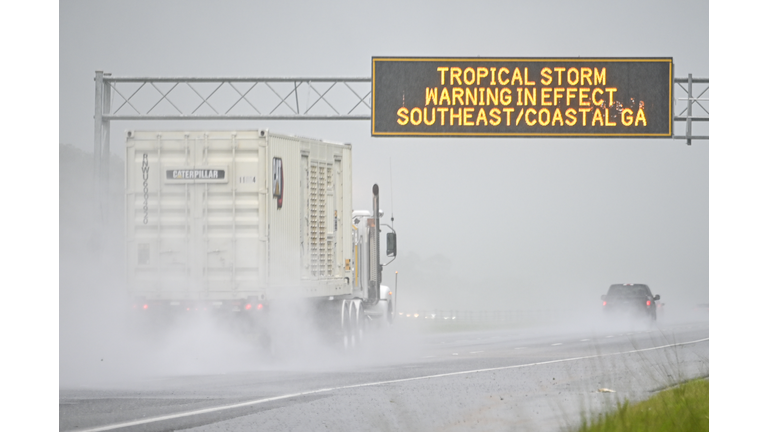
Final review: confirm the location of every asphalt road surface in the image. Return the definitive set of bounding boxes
[60,317,709,431]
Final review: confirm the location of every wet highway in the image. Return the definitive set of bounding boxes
[60,318,709,431]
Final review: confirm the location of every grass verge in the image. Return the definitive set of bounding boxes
[577,378,708,432]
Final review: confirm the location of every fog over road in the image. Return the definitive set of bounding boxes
[60,318,708,432]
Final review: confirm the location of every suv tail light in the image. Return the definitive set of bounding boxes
[646,300,651,306]
[602,301,607,306]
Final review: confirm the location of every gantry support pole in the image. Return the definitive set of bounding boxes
[93,71,103,219]
[686,73,693,146]
[101,77,111,221]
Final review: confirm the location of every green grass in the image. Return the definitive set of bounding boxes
[577,379,709,432]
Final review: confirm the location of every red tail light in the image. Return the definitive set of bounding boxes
[602,301,607,306]
[245,304,252,310]
[143,304,148,310]
[257,304,263,310]
[646,300,651,306]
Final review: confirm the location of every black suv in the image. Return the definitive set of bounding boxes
[601,284,660,321]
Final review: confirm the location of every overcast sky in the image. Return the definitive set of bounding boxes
[59,0,710,310]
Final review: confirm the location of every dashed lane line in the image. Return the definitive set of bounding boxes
[70,338,709,432]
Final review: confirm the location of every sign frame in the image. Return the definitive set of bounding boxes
[371,57,673,138]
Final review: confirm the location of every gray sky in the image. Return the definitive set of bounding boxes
[59,0,709,310]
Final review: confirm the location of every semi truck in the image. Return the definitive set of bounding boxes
[125,129,397,346]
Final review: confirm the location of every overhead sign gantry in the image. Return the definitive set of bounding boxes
[91,62,708,220]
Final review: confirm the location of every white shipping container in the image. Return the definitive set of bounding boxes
[125,130,353,303]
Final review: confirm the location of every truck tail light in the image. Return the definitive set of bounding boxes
[257,304,263,310]
[602,301,606,306]
[245,304,252,310]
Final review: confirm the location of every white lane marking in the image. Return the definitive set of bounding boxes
[580,339,590,342]
[470,351,484,354]
[421,356,435,359]
[551,343,562,346]
[515,347,527,350]
[606,335,613,338]
[452,353,459,356]
[71,338,709,432]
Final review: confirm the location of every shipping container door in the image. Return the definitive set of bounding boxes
[201,132,261,298]
[158,134,198,296]
[127,133,193,297]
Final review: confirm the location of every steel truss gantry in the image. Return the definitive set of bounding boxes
[93,71,708,218]
[673,74,709,145]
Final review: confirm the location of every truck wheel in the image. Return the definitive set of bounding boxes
[352,299,363,345]
[341,300,350,349]
[348,299,355,348]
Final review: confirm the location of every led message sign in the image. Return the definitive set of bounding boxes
[371,57,672,138]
